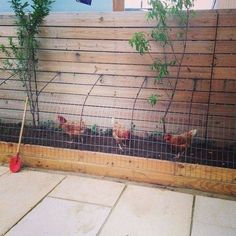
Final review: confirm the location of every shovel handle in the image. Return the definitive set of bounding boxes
[16,97,28,154]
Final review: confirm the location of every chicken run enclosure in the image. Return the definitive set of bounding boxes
[0,10,236,195]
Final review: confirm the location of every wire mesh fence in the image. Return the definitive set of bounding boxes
[0,72,235,171]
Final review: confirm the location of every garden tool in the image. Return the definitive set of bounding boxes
[9,97,28,173]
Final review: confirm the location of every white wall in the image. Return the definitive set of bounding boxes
[125,0,214,10]
[193,0,214,9]
[214,0,236,9]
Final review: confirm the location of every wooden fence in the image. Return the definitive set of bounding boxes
[0,10,236,145]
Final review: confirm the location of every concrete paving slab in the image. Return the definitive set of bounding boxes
[191,196,236,236]
[99,184,193,236]
[6,197,111,236]
[0,165,8,176]
[50,176,125,207]
[0,170,64,235]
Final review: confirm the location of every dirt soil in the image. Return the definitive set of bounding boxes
[0,122,235,169]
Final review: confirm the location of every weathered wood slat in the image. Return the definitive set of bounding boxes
[0,26,223,41]
[213,67,236,80]
[36,62,235,80]
[215,41,236,53]
[215,54,236,67]
[0,76,196,91]
[0,85,235,106]
[36,62,211,78]
[209,104,236,116]
[0,10,235,27]
[0,85,209,102]
[0,37,216,53]
[212,80,236,92]
[0,98,206,116]
[0,76,235,105]
[0,60,216,78]
[1,73,233,91]
[217,27,236,40]
[0,11,234,29]
[1,91,234,116]
[0,36,232,56]
[2,50,236,68]
[219,12,236,26]
[0,50,214,67]
[1,94,234,121]
[0,11,218,27]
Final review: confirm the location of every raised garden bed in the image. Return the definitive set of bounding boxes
[0,122,235,169]
[0,140,236,196]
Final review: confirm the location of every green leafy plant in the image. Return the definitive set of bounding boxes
[0,0,55,126]
[148,94,161,107]
[91,124,98,135]
[129,32,150,55]
[39,120,60,130]
[129,0,194,133]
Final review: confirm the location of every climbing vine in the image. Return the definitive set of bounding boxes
[129,0,195,133]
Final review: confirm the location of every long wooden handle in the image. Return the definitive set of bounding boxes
[16,97,28,154]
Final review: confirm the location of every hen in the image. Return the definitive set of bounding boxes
[111,118,130,151]
[57,115,86,142]
[164,129,197,158]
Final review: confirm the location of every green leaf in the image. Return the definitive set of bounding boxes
[91,124,97,134]
[148,94,160,107]
[151,29,169,46]
[152,60,169,82]
[129,32,150,55]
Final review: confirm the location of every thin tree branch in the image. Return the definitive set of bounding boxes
[146,50,172,98]
[162,8,190,134]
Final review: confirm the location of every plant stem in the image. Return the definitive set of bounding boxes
[162,9,190,134]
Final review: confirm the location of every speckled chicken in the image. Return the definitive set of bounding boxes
[164,129,197,158]
[57,115,86,142]
[111,118,130,151]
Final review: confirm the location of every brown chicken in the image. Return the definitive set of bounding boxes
[57,115,86,142]
[164,129,197,158]
[111,118,130,151]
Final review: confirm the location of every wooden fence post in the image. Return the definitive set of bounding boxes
[113,0,124,11]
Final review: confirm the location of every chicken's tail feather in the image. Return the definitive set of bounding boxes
[190,129,197,137]
[111,117,115,125]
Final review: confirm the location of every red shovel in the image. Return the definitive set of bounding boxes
[9,97,28,173]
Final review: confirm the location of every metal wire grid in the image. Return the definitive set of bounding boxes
[0,72,235,171]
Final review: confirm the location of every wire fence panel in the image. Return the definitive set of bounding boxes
[0,10,235,190]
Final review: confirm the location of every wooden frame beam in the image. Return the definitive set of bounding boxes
[113,0,125,11]
[0,141,235,196]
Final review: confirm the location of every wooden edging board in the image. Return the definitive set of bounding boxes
[0,141,235,196]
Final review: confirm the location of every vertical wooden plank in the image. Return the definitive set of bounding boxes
[113,0,125,11]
